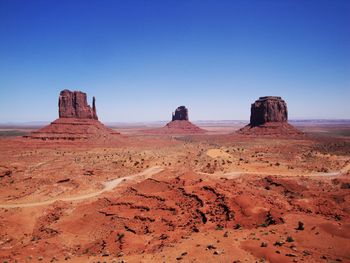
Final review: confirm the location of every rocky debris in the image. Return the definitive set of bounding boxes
[28,118,120,140]
[237,122,303,136]
[26,90,120,140]
[172,106,189,121]
[237,96,302,136]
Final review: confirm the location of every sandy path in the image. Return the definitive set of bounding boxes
[198,165,349,179]
[1,164,347,209]
[0,166,164,209]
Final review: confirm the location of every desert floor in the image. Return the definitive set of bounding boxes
[0,124,349,263]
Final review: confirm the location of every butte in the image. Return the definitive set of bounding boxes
[146,106,206,134]
[237,96,302,136]
[27,89,120,140]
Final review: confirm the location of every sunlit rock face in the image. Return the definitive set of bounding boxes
[59,89,98,120]
[250,96,288,126]
[26,89,120,140]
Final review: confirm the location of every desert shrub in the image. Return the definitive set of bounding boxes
[286,236,294,242]
[234,224,241,230]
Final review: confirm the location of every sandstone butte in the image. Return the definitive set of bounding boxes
[27,90,120,140]
[237,96,303,136]
[146,106,206,134]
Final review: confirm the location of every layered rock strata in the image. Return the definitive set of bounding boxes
[27,90,120,140]
[238,96,302,136]
[145,106,206,134]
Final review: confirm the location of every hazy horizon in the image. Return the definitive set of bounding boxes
[1,0,349,122]
[1,119,350,127]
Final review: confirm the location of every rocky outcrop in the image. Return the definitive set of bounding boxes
[172,106,189,121]
[59,90,98,120]
[250,96,287,126]
[238,96,302,136]
[162,120,206,134]
[144,106,206,134]
[27,90,120,140]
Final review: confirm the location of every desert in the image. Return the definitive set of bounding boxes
[0,91,349,263]
[1,1,349,262]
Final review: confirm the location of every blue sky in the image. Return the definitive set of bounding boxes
[0,0,349,122]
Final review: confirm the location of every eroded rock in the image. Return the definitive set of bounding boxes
[172,106,189,121]
[59,90,98,120]
[250,96,287,126]
[238,96,302,136]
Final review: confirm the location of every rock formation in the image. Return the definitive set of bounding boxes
[238,96,302,136]
[250,96,287,126]
[163,119,205,133]
[58,90,98,120]
[27,90,120,140]
[144,106,206,134]
[172,106,189,121]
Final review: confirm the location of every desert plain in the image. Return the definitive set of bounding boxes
[0,121,349,263]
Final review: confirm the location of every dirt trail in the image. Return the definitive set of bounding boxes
[198,165,349,179]
[1,164,347,209]
[0,166,164,209]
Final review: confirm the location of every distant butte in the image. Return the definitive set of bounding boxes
[145,106,206,134]
[237,96,302,136]
[172,106,189,121]
[27,90,120,140]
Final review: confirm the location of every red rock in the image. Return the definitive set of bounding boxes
[250,96,287,126]
[172,106,189,121]
[238,122,302,136]
[59,90,97,120]
[163,120,205,134]
[27,90,120,140]
[144,106,206,134]
[238,96,302,136]
[28,118,120,140]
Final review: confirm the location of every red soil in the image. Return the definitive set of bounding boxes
[0,126,349,262]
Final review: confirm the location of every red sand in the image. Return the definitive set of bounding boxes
[0,125,349,262]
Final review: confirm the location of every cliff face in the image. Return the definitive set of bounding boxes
[237,96,302,136]
[58,90,98,120]
[172,106,189,121]
[250,96,287,126]
[27,89,121,140]
[143,105,205,134]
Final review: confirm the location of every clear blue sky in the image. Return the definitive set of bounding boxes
[0,0,349,122]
